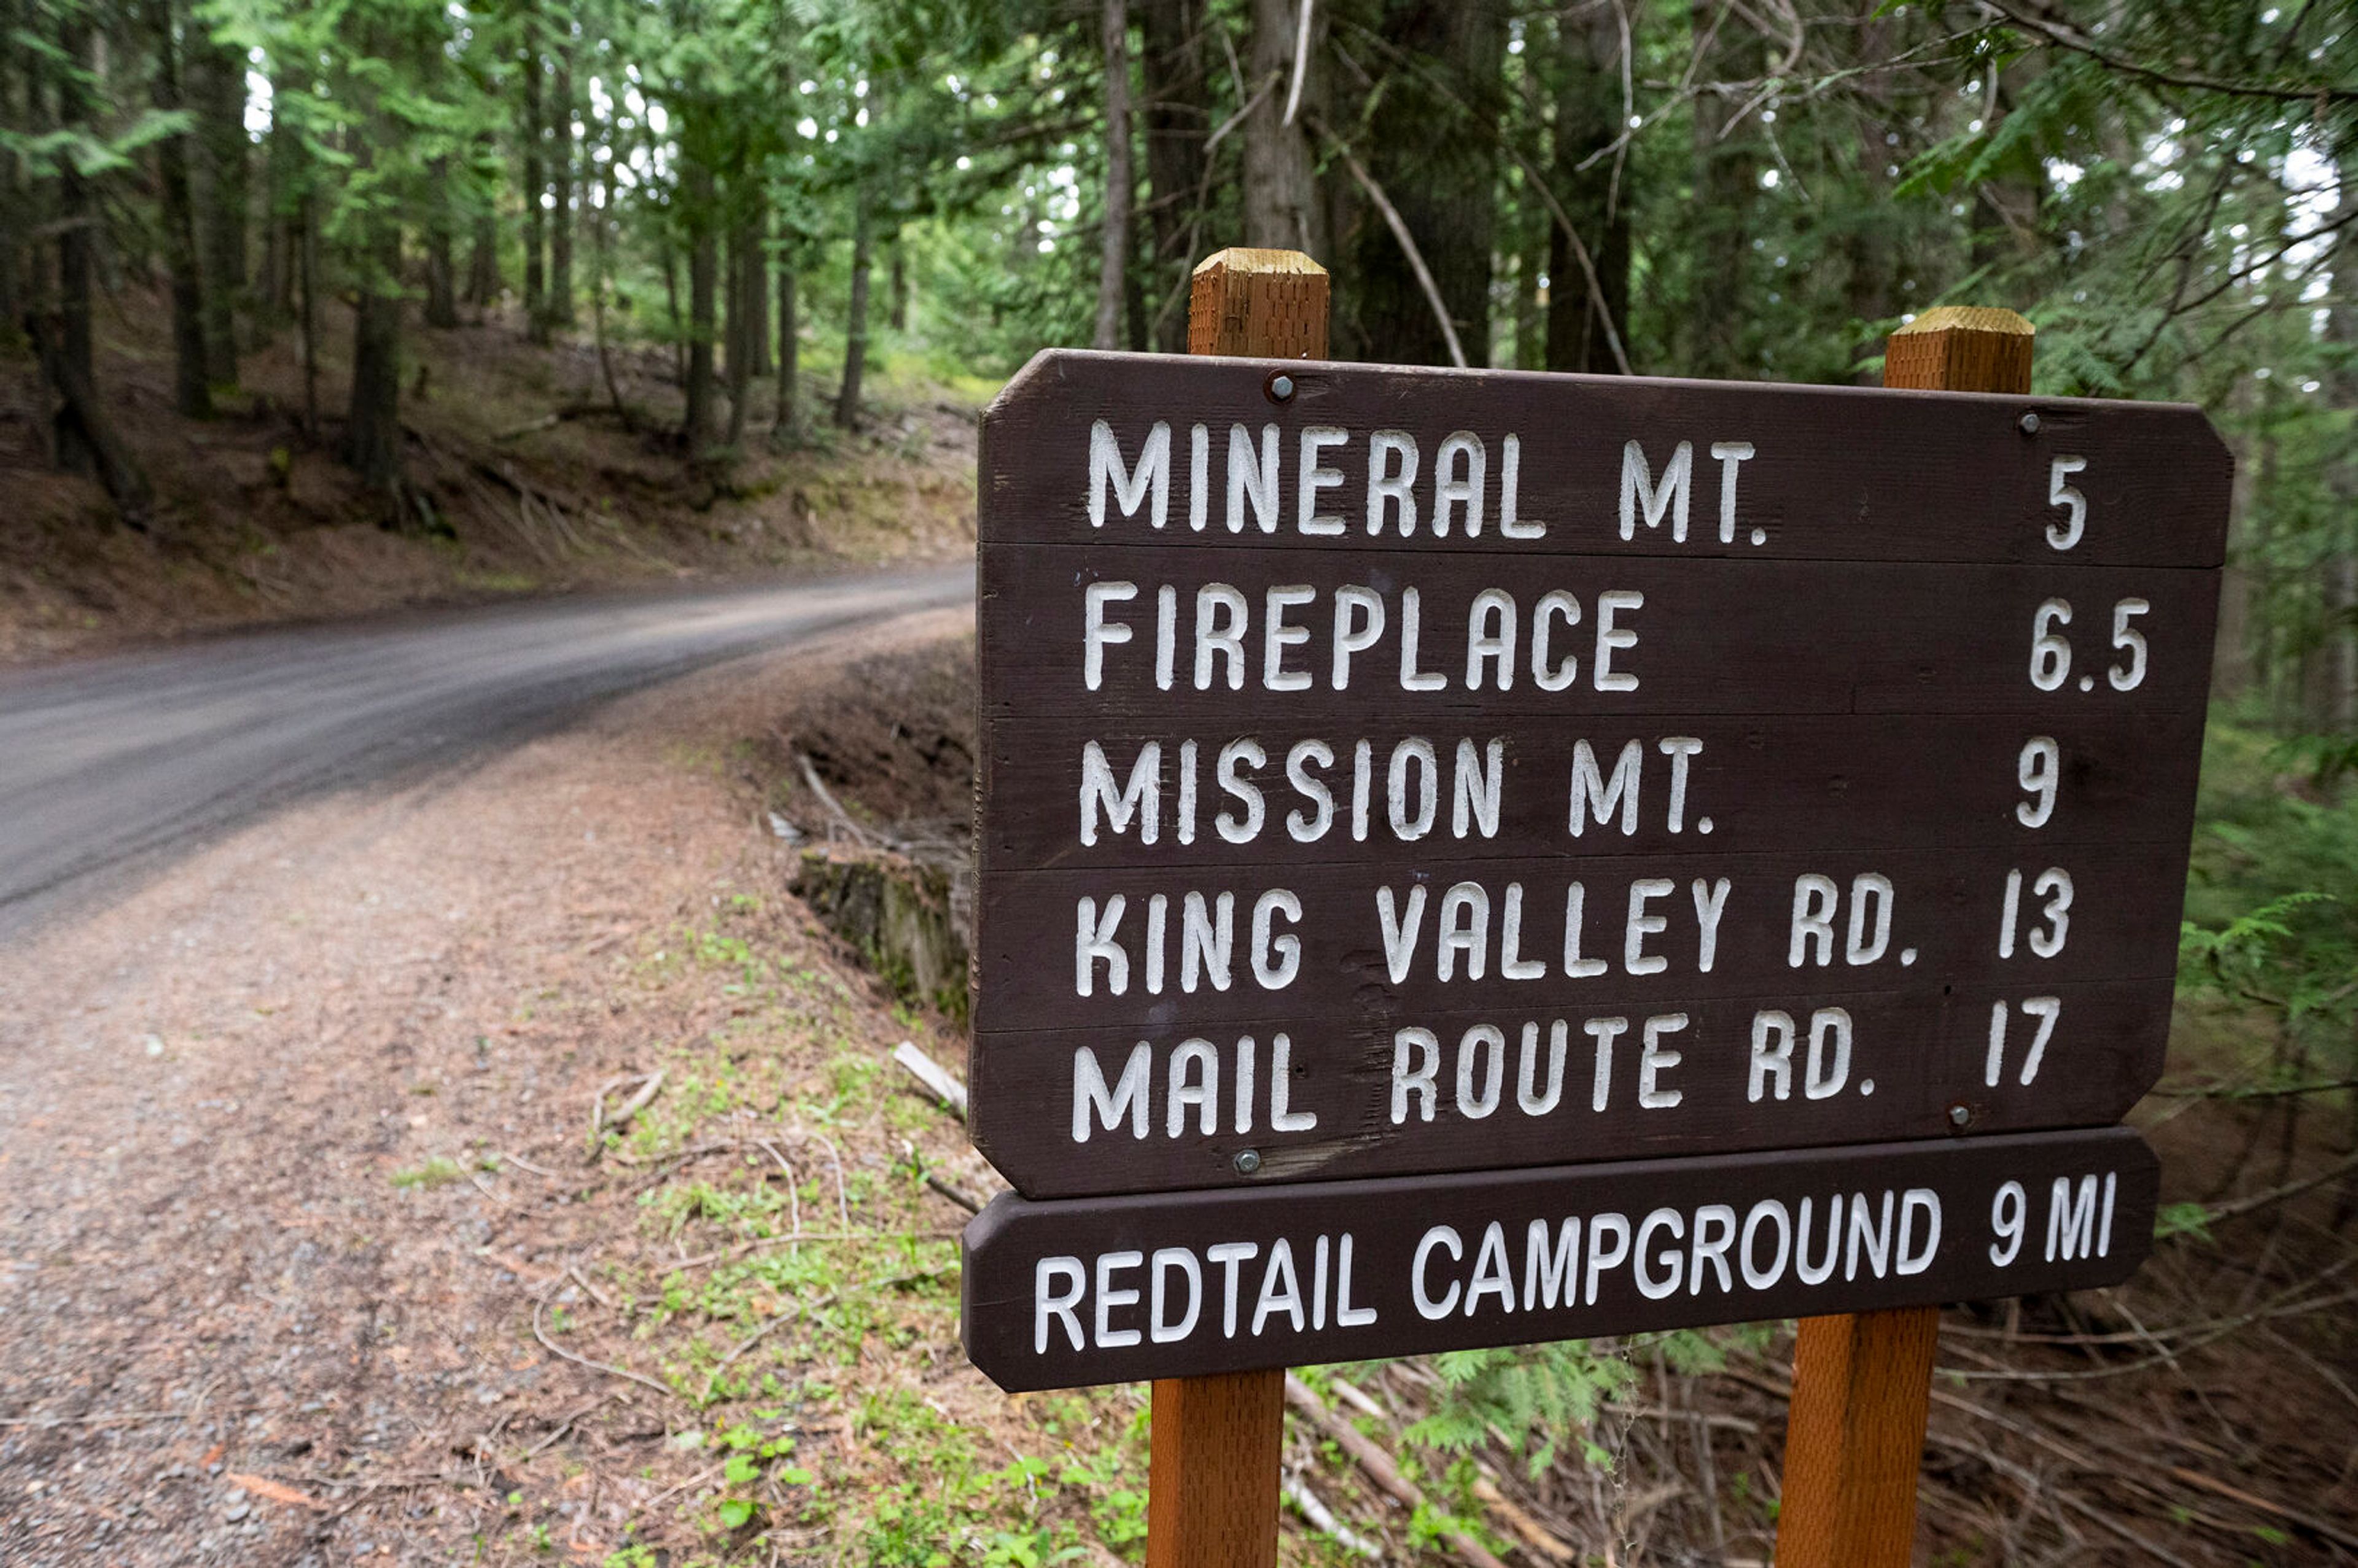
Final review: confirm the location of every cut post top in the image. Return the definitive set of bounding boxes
[1188,248,1330,361]
[1885,305,2035,394]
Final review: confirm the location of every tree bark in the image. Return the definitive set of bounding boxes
[1686,0,1760,378]
[190,20,246,384]
[774,262,798,438]
[2327,163,2358,733]
[298,192,319,435]
[1241,0,1321,257]
[1350,0,1506,367]
[724,210,752,449]
[52,7,98,474]
[28,309,152,521]
[521,31,547,340]
[549,35,574,327]
[150,0,215,416]
[466,130,500,309]
[1137,0,1206,351]
[343,223,405,510]
[1544,0,1630,374]
[748,206,770,378]
[833,188,872,428]
[682,149,717,451]
[1094,0,1133,351]
[425,157,461,327]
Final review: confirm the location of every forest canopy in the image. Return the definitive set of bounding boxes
[4,0,2356,726]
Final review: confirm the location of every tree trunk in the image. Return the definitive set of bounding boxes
[549,37,574,327]
[1686,0,1759,378]
[1138,0,1207,351]
[467,211,498,307]
[150,0,214,416]
[682,151,717,452]
[1240,0,1320,257]
[1094,0,1132,351]
[424,158,460,327]
[1544,0,1630,373]
[724,211,752,449]
[343,223,405,509]
[774,263,798,438]
[2327,163,2358,734]
[521,33,547,340]
[52,7,98,474]
[28,309,152,521]
[1350,0,1506,366]
[834,189,872,429]
[298,192,319,435]
[748,218,769,377]
[260,104,298,322]
[190,21,246,384]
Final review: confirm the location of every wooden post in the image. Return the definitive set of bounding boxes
[1775,302,2035,1568]
[1142,246,1331,1568]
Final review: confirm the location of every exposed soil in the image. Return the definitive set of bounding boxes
[3,616,2356,1566]
[0,292,979,666]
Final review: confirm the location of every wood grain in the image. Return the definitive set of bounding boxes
[1775,305,2039,1568]
[1146,244,1323,1568]
[1186,248,1329,360]
[1145,1370,1285,1568]
[958,1126,2157,1391]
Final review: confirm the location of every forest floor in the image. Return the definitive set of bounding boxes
[3,615,2356,1566]
[0,291,982,666]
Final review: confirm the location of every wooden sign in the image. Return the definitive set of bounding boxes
[968,352,2227,1200]
[961,1125,2157,1392]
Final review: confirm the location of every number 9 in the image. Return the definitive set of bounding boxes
[1990,1181,2027,1266]
[2016,737,2058,828]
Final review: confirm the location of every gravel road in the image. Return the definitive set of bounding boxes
[0,565,973,934]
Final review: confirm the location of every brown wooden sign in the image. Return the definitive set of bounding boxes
[960,1125,2157,1392]
[968,351,2225,1203]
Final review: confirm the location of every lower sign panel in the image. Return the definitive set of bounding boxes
[960,1127,2155,1392]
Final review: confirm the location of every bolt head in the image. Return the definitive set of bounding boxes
[1948,1104,1972,1128]
[2018,411,2042,435]
[1232,1148,1263,1175]
[1266,373,1296,403]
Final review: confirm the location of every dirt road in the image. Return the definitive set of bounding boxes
[0,596,993,1565]
[0,565,973,934]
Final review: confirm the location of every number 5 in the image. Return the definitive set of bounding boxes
[2109,599,2149,691]
[2047,457,2087,549]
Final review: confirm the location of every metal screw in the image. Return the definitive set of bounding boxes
[1266,373,1296,403]
[2018,411,2042,436]
[1947,1103,1972,1128]
[1232,1148,1263,1175]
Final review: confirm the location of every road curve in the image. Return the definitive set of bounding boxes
[0,564,974,934]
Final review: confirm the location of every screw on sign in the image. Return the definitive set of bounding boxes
[959,251,2228,1567]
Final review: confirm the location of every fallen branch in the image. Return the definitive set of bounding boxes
[225,1472,329,1511]
[1284,1473,1381,1558]
[587,1069,666,1160]
[892,1040,968,1118]
[532,1287,683,1404]
[925,1171,984,1214]
[2193,1145,2358,1230]
[1283,1375,1511,1568]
